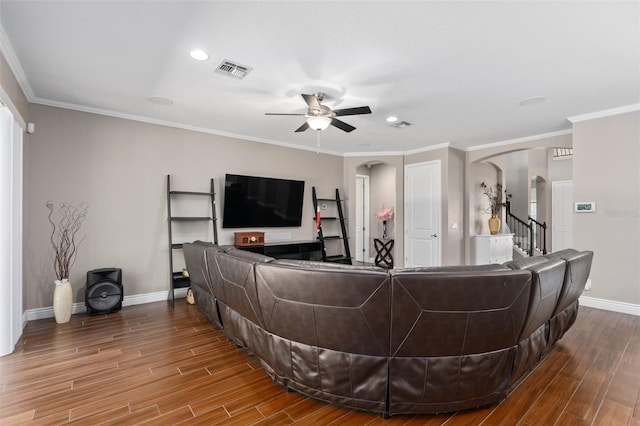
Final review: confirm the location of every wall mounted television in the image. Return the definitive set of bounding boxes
[222,173,305,228]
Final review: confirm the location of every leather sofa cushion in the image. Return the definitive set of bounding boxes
[206,249,272,328]
[183,241,215,293]
[394,264,510,273]
[221,248,275,263]
[255,262,390,356]
[274,258,385,272]
[546,250,594,316]
[516,258,566,341]
[503,256,550,270]
[389,269,532,356]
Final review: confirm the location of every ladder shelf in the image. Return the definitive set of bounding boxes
[312,187,352,264]
[166,175,218,307]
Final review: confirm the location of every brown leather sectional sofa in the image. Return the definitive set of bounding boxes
[183,241,593,416]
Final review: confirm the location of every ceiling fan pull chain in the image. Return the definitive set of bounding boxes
[316,129,321,153]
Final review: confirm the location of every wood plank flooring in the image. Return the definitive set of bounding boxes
[1,301,638,425]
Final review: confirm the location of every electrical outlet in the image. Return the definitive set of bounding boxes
[585,278,592,291]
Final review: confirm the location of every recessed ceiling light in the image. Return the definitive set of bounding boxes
[518,96,546,106]
[386,116,398,123]
[147,96,174,105]
[189,49,209,61]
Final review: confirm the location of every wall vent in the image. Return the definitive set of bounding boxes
[215,59,253,80]
[390,120,411,129]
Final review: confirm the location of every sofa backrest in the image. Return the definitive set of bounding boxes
[254,260,391,356]
[207,248,274,328]
[507,258,567,341]
[183,241,218,294]
[394,264,510,273]
[546,249,594,316]
[389,269,532,357]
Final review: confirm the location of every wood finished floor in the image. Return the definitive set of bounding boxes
[1,302,638,425]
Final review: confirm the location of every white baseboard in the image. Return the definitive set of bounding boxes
[24,288,189,322]
[579,295,640,316]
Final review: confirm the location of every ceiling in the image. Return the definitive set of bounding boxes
[1,1,639,155]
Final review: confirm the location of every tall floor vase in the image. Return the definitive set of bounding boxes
[488,215,501,235]
[53,279,73,323]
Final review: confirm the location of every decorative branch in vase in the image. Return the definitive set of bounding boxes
[480,182,507,235]
[46,201,88,323]
[376,205,394,239]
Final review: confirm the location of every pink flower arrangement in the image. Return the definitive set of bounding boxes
[376,205,394,221]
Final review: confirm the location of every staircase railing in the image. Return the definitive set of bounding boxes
[529,216,548,255]
[505,201,548,256]
[506,203,534,256]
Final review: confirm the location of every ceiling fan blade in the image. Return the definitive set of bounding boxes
[330,118,356,133]
[333,106,372,117]
[265,113,305,116]
[301,93,321,110]
[294,122,310,132]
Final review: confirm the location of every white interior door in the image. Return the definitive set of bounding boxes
[355,175,370,262]
[404,161,441,267]
[552,180,573,252]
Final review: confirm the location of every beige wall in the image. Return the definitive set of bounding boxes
[504,150,529,220]
[344,155,404,266]
[25,104,343,309]
[548,150,573,182]
[446,148,465,265]
[470,161,501,236]
[573,111,640,305]
[370,163,397,241]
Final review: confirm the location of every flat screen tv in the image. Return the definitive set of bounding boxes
[222,173,305,228]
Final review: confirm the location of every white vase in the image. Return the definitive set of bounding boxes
[53,279,73,323]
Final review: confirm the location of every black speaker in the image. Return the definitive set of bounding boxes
[86,268,123,315]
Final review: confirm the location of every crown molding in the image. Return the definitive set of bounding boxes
[343,150,405,157]
[0,27,35,101]
[403,142,451,155]
[567,103,640,123]
[466,129,573,152]
[32,98,345,157]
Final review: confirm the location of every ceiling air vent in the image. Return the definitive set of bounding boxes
[215,59,253,80]
[390,120,411,129]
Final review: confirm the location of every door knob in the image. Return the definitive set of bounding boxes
[431,234,438,238]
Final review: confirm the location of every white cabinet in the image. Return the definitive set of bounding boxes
[471,234,514,265]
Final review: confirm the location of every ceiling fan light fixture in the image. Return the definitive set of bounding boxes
[307,116,332,131]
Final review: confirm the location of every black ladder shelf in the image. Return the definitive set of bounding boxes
[312,187,352,264]
[166,175,218,307]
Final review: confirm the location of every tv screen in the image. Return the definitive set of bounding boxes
[222,174,305,228]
